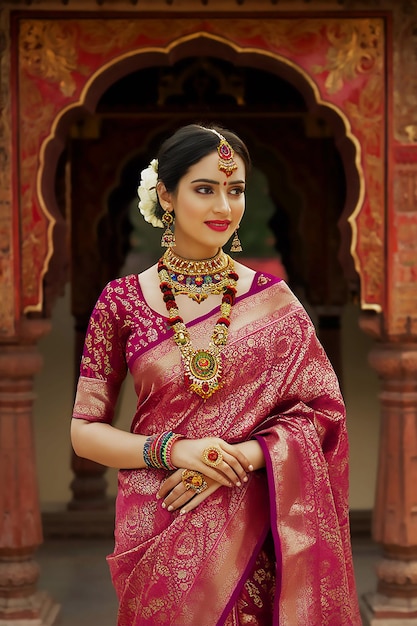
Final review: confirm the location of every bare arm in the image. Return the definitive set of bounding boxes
[70,418,252,486]
[71,418,147,469]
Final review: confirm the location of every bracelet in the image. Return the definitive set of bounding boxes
[143,431,185,470]
[143,434,156,468]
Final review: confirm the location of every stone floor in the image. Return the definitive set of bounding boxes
[37,539,118,625]
[36,536,380,625]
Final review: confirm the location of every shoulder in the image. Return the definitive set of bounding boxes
[233,260,257,295]
[138,263,159,288]
[234,259,284,297]
[233,260,284,285]
[94,274,143,314]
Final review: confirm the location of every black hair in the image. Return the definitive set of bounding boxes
[154,124,251,220]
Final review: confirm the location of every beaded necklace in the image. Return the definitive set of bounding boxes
[158,251,238,400]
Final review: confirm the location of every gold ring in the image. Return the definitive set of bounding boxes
[181,469,208,494]
[201,445,223,468]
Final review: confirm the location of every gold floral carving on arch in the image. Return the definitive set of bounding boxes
[17,16,385,312]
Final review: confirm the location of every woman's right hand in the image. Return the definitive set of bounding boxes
[170,437,252,487]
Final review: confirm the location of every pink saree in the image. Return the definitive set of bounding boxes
[73,271,361,626]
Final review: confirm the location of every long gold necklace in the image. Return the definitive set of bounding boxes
[158,252,238,400]
[162,247,232,304]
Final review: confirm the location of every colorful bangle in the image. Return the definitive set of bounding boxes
[143,434,157,468]
[163,432,184,470]
[143,431,184,470]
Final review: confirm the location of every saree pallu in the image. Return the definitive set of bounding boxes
[73,272,362,625]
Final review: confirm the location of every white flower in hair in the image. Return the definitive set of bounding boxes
[137,158,163,228]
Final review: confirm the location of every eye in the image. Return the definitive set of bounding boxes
[229,186,245,196]
[196,185,213,194]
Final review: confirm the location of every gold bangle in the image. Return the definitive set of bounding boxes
[181,469,208,494]
[201,445,223,468]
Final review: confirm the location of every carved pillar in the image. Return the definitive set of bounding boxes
[0,319,59,625]
[361,313,417,622]
[359,2,417,621]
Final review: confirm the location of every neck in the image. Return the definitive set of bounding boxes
[166,247,222,263]
[167,240,221,261]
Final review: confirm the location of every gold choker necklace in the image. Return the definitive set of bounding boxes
[162,248,232,304]
[158,253,239,400]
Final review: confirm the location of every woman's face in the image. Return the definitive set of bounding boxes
[160,150,246,260]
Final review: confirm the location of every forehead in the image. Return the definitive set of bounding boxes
[184,151,246,180]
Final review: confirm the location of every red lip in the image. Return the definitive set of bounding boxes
[205,221,231,232]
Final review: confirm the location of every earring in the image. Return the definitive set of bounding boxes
[230,229,242,253]
[161,210,175,247]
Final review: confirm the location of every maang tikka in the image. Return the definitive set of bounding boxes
[217,136,238,177]
[161,210,175,248]
[205,128,238,178]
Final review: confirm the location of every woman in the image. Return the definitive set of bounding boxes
[71,124,361,625]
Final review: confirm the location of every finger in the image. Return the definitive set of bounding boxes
[164,476,219,512]
[161,482,184,504]
[161,480,191,508]
[220,449,249,483]
[179,483,220,514]
[199,444,241,486]
[214,455,244,486]
[164,490,196,512]
[197,464,234,487]
[201,448,246,486]
[157,469,183,499]
[222,442,252,474]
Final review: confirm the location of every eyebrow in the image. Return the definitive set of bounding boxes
[190,178,246,185]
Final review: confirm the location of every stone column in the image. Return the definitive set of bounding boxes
[0,319,59,625]
[361,321,417,623]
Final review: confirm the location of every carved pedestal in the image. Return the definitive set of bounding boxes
[0,319,59,625]
[362,339,417,624]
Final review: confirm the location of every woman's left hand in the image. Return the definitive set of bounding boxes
[157,468,222,514]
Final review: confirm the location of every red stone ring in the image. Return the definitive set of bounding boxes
[202,445,223,468]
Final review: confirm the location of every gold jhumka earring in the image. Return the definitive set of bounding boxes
[161,211,175,247]
[230,229,242,253]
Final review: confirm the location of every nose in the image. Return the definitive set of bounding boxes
[215,189,231,214]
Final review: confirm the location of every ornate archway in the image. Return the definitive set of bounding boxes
[17,21,384,318]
